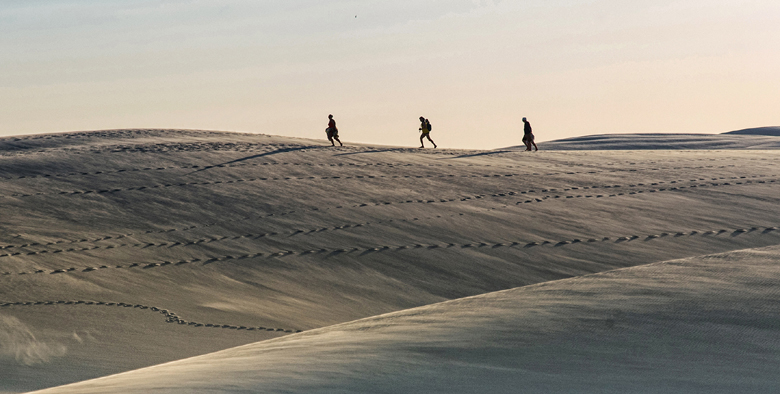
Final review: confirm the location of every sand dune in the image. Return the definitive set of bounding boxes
[536,132,780,150]
[723,126,780,136]
[29,245,780,393]
[2,129,780,392]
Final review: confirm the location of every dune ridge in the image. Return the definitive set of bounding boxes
[723,126,780,136]
[537,131,780,150]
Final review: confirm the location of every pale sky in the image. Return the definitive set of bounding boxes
[2,0,779,149]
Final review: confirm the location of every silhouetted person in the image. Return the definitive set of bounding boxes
[326,114,342,146]
[419,116,437,148]
[522,117,537,151]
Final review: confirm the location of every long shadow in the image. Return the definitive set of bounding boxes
[187,145,324,174]
[335,147,519,160]
[333,148,411,157]
[446,150,516,159]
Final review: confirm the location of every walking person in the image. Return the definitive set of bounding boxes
[522,117,538,151]
[419,116,437,148]
[326,114,343,146]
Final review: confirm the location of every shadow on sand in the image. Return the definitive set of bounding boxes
[446,150,515,159]
[333,148,414,157]
[336,148,520,160]
[187,145,324,174]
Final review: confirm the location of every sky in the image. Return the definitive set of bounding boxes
[1,0,779,149]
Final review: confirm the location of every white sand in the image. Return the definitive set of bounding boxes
[30,245,780,393]
[1,129,779,392]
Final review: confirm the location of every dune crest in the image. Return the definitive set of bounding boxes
[723,126,780,136]
[536,132,780,150]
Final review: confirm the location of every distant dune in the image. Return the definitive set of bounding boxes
[537,132,780,150]
[722,126,780,136]
[3,129,780,393]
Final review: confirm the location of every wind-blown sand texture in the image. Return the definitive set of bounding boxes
[27,246,780,393]
[537,132,780,150]
[2,129,780,393]
[724,126,780,136]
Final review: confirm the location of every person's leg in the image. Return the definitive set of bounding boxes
[420,134,425,148]
[532,140,538,151]
[334,136,343,146]
[523,139,530,151]
[427,134,437,148]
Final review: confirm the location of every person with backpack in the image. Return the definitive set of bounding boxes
[522,117,537,151]
[326,114,343,146]
[419,116,437,148]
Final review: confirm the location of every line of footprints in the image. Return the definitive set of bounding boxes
[0,300,302,333]
[2,225,778,277]
[1,166,752,199]
[0,157,745,181]
[0,175,777,257]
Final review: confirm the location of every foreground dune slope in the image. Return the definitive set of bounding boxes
[33,245,780,393]
[2,129,780,391]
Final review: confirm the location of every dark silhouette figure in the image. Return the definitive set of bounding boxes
[326,114,342,146]
[419,116,437,148]
[522,117,537,151]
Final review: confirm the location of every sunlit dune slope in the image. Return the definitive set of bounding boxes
[32,245,780,393]
[2,129,780,392]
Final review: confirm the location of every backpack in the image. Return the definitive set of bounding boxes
[426,120,432,131]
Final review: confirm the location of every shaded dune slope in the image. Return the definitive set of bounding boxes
[32,245,780,393]
[2,129,780,391]
[723,126,780,136]
[537,132,780,150]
